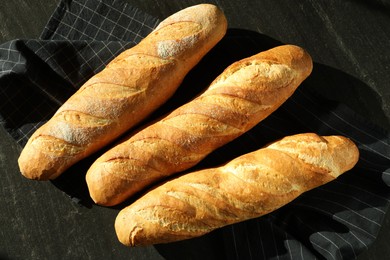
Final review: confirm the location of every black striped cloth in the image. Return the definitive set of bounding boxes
[0,0,389,259]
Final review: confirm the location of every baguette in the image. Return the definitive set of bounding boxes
[17,4,228,180]
[115,133,359,246]
[86,45,313,206]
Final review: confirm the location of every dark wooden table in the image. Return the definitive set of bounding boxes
[1,0,389,259]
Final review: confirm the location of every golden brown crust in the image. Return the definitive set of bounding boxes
[18,4,228,180]
[86,45,314,206]
[114,133,359,246]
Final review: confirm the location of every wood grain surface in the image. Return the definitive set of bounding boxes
[1,0,389,259]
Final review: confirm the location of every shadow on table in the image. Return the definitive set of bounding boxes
[352,0,390,17]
